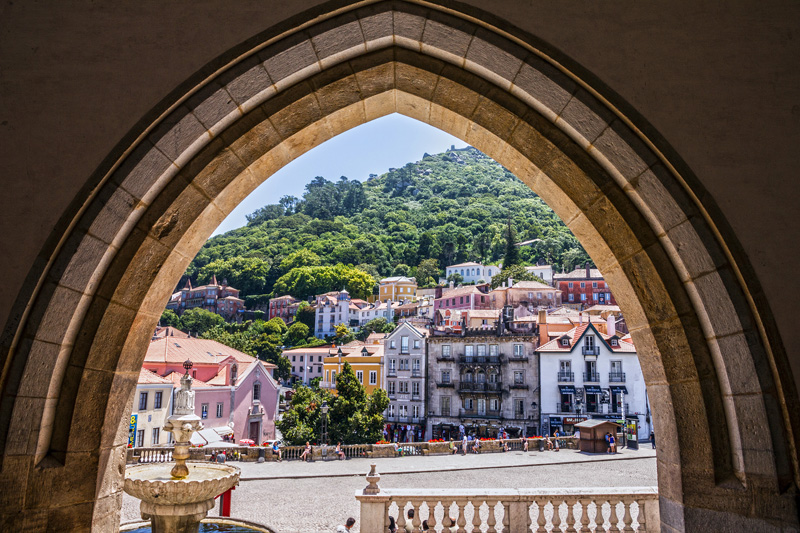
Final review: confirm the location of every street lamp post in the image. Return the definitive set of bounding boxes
[320,400,329,459]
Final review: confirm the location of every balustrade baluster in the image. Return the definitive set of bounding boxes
[411,500,422,532]
[622,499,634,532]
[472,500,483,533]
[486,499,498,533]
[526,499,533,533]
[397,500,408,533]
[595,501,607,532]
[455,499,468,533]
[636,499,646,532]
[385,505,394,533]
[442,500,455,533]
[578,499,592,533]
[535,499,547,533]
[608,500,620,533]
[551,499,563,533]
[564,498,578,533]
[425,500,437,532]
[502,501,510,532]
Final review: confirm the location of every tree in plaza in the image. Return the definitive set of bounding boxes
[502,218,521,269]
[276,386,333,445]
[355,317,395,341]
[160,309,181,328]
[179,308,225,336]
[328,362,389,444]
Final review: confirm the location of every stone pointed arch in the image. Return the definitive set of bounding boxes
[0,2,796,531]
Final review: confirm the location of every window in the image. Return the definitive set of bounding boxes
[490,398,499,411]
[465,345,474,357]
[357,371,363,383]
[611,338,618,346]
[568,282,573,288]
[413,339,420,349]
[299,355,304,362]
[292,366,296,373]
[464,398,474,410]
[412,359,420,371]
[388,381,396,394]
[477,398,486,415]
[201,403,209,419]
[568,294,574,302]
[369,371,377,385]
[136,429,144,448]
[413,405,419,418]
[489,371,498,383]
[216,403,224,418]
[489,344,498,356]
[442,345,451,357]
[441,370,451,383]
[560,360,572,373]
[528,292,533,299]
[514,371,524,384]
[561,338,570,346]
[611,361,623,373]
[477,344,486,356]
[399,381,408,394]
[326,370,329,381]
[389,359,396,372]
[514,399,524,417]
[401,336,409,353]
[152,428,160,445]
[138,392,148,411]
[390,340,396,349]
[400,405,408,417]
[253,382,261,401]
[585,336,595,348]
[514,344,524,356]
[580,294,586,301]
[154,391,162,409]
[441,396,451,416]
[580,282,586,288]
[388,404,395,417]
[332,371,336,382]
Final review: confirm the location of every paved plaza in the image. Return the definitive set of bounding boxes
[121,447,657,532]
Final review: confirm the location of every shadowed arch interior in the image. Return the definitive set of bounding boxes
[0,2,796,531]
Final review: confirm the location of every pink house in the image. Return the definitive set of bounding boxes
[432,284,493,325]
[144,336,279,444]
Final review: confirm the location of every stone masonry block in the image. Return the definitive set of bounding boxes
[687,271,744,339]
[628,167,690,234]
[421,11,474,63]
[512,55,576,120]
[465,27,526,90]
[260,33,319,89]
[218,55,274,111]
[309,13,365,69]
[263,82,322,140]
[15,338,63,399]
[431,64,486,118]
[357,4,394,51]
[185,81,239,132]
[76,182,139,246]
[396,91,430,123]
[665,219,724,282]
[30,283,85,346]
[394,56,443,101]
[222,108,282,168]
[392,4,427,47]
[592,119,658,182]
[427,102,470,140]
[148,105,208,163]
[471,95,520,142]
[558,88,615,146]
[112,139,174,202]
[351,50,395,97]
[310,63,362,116]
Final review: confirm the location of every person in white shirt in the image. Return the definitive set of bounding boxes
[336,517,355,532]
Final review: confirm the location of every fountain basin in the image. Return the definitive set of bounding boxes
[125,463,240,506]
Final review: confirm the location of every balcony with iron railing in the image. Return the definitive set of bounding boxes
[583,371,600,382]
[507,352,530,362]
[458,354,504,365]
[458,408,502,419]
[436,354,455,362]
[582,345,601,356]
[557,371,575,382]
[509,382,529,389]
[458,382,503,393]
[411,369,422,377]
[387,368,397,377]
[436,380,454,388]
[609,372,626,382]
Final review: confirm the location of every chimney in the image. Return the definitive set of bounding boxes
[538,309,547,325]
[449,280,455,289]
[501,282,506,288]
[579,312,584,325]
[585,262,591,279]
[507,277,513,288]
[435,285,443,299]
[608,314,616,337]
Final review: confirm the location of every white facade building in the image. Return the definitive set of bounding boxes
[445,262,501,285]
[524,265,554,285]
[314,290,353,338]
[357,300,398,326]
[536,318,650,440]
[384,322,428,441]
[131,369,175,448]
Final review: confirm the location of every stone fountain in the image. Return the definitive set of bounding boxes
[124,360,240,533]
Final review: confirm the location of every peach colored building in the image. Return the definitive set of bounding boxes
[143,336,279,444]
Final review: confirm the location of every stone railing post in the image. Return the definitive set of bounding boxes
[508,501,530,533]
[356,465,390,533]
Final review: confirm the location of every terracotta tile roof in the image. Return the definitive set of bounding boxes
[138,368,175,385]
[553,268,605,280]
[447,261,482,268]
[204,366,228,386]
[436,285,486,299]
[467,309,501,319]
[271,295,297,301]
[380,276,416,283]
[145,337,276,368]
[537,324,637,352]
[153,326,189,339]
[283,345,333,354]
[505,280,556,290]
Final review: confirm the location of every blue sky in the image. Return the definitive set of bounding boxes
[212,114,468,236]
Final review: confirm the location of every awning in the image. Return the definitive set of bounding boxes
[558,385,576,394]
[212,426,234,436]
[611,386,628,393]
[584,385,602,394]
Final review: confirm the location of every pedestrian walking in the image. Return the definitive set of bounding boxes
[650,431,656,449]
[336,517,356,532]
[462,435,468,455]
[609,432,616,454]
[300,441,312,462]
[553,429,560,452]
[605,432,611,453]
[523,438,529,452]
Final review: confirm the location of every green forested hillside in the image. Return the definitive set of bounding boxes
[184,147,591,301]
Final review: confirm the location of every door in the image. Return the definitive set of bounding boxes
[477,399,486,415]
[249,421,260,442]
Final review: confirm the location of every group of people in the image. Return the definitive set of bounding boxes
[297,441,348,462]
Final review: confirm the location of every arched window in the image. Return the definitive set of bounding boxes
[477,371,486,383]
[463,371,473,383]
[253,382,261,401]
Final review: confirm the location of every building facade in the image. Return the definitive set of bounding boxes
[143,336,280,444]
[378,276,417,302]
[283,345,329,385]
[321,341,385,396]
[314,290,358,338]
[268,295,300,321]
[553,265,617,309]
[165,276,245,320]
[524,265,554,285]
[536,320,649,440]
[433,284,493,324]
[383,323,428,441]
[426,316,540,440]
[490,280,562,310]
[130,369,175,448]
[445,262,501,284]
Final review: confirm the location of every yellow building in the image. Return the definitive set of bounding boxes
[378,276,417,302]
[321,341,385,396]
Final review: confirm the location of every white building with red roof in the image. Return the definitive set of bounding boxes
[536,316,650,440]
[142,336,279,445]
[130,369,176,448]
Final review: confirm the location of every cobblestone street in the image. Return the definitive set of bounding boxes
[122,447,657,532]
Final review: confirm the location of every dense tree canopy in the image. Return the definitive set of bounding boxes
[183,147,592,298]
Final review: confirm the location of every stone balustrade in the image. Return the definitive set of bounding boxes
[357,483,660,532]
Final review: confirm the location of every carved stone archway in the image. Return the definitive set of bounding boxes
[0,2,796,530]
